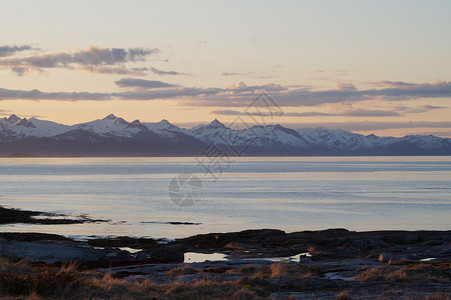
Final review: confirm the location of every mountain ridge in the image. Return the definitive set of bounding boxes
[1,114,450,156]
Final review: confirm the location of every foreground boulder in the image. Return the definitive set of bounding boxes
[149,245,184,263]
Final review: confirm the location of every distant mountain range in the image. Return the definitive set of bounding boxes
[1,114,450,156]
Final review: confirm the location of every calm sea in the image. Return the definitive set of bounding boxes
[0,157,450,239]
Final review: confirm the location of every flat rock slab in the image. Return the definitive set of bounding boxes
[0,238,106,263]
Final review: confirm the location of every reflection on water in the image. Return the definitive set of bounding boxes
[183,252,312,263]
[0,156,450,239]
[184,252,228,263]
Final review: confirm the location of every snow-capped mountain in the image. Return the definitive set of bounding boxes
[186,120,309,151]
[188,119,229,141]
[0,114,69,141]
[73,114,147,138]
[296,127,397,151]
[0,114,450,156]
[142,119,185,139]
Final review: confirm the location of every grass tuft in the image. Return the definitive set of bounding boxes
[269,263,287,278]
[355,264,451,283]
[335,291,354,300]
[166,265,198,276]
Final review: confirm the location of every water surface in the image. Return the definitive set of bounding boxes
[0,156,450,239]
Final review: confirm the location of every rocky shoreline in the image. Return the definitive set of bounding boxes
[0,206,108,225]
[1,227,450,299]
[0,206,450,299]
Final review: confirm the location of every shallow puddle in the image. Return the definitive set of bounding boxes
[184,252,228,263]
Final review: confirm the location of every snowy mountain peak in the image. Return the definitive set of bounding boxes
[104,114,117,120]
[209,118,225,128]
[16,118,36,128]
[142,119,182,137]
[6,114,21,124]
[159,119,171,125]
[1,114,450,156]
[113,117,128,126]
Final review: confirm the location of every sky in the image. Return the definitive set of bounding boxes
[1,0,451,137]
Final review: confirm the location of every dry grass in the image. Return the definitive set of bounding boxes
[225,262,324,280]
[59,261,78,273]
[425,291,451,300]
[229,265,259,274]
[269,263,287,278]
[164,280,246,299]
[166,265,198,276]
[0,268,82,297]
[335,291,354,300]
[0,258,273,299]
[355,264,451,283]
[0,258,448,299]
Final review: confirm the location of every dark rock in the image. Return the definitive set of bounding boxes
[270,248,293,258]
[434,245,451,259]
[150,245,184,263]
[224,242,250,250]
[288,244,309,253]
[378,252,392,263]
[403,235,419,244]
[424,240,444,246]
[387,246,407,253]
[111,250,131,260]
[368,238,389,248]
[405,246,427,257]
[87,236,157,249]
[265,234,288,244]
[135,251,150,260]
[351,239,369,250]
[311,247,358,261]
[299,257,314,264]
[0,232,70,242]
[383,232,421,244]
[388,255,411,264]
[423,250,440,258]
[175,229,287,249]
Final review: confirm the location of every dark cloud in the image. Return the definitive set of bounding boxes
[0,112,46,119]
[212,110,330,117]
[1,80,451,110]
[222,71,250,76]
[150,67,191,76]
[334,82,357,90]
[225,82,286,93]
[367,80,414,87]
[189,80,451,107]
[212,104,445,118]
[71,46,154,65]
[342,109,400,117]
[422,105,445,110]
[0,45,37,57]
[395,104,445,114]
[284,112,332,117]
[0,45,159,75]
[115,87,221,100]
[80,66,148,76]
[212,109,399,117]
[0,87,111,101]
[11,67,44,76]
[115,78,178,89]
[0,86,220,101]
